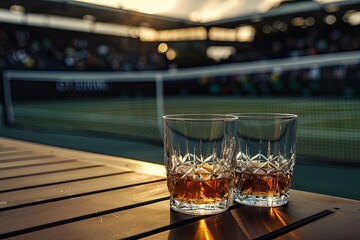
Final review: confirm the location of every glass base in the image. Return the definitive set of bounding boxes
[170,197,229,215]
[234,194,288,207]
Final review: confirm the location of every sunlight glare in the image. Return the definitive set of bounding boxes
[122,0,176,14]
[74,0,122,8]
[237,25,255,42]
[194,219,214,240]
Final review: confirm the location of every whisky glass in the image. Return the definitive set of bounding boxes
[232,113,298,207]
[163,114,237,215]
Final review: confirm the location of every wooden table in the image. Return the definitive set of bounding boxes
[0,137,359,240]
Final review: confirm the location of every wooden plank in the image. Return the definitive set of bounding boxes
[0,173,164,210]
[140,208,250,240]
[0,161,101,180]
[1,137,357,239]
[0,154,55,162]
[143,191,360,240]
[277,211,360,240]
[140,206,331,240]
[0,166,129,193]
[7,200,173,240]
[0,147,17,152]
[140,192,337,240]
[141,211,251,240]
[8,190,357,240]
[0,181,169,238]
[0,157,77,169]
[287,189,360,214]
[0,137,166,177]
[0,150,33,157]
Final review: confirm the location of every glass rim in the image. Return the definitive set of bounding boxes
[229,113,298,120]
[163,114,238,121]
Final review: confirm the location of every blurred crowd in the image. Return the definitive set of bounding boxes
[200,64,360,97]
[161,62,359,97]
[225,25,360,63]
[1,19,359,97]
[0,20,359,71]
[0,24,169,71]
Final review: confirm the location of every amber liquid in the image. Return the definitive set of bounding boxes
[167,173,232,204]
[234,171,292,197]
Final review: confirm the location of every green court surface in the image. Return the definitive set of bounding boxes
[9,96,360,163]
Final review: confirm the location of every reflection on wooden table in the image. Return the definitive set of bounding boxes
[0,137,359,240]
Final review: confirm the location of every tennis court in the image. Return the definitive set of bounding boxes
[9,96,360,164]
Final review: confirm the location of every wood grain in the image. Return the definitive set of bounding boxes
[9,190,358,240]
[7,200,175,240]
[0,137,358,240]
[0,157,75,169]
[0,181,169,238]
[0,172,164,210]
[0,166,129,193]
[0,154,55,162]
[0,137,165,177]
[0,161,101,179]
[0,150,33,158]
[140,191,338,240]
[0,147,17,152]
[277,211,360,240]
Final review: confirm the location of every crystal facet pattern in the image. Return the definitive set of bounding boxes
[163,114,237,215]
[232,113,298,207]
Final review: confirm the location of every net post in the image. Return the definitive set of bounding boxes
[1,71,15,126]
[155,74,164,139]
